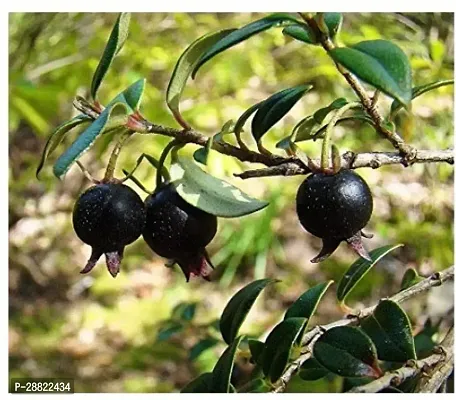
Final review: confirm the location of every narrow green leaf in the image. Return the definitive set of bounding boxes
[189,338,219,361]
[181,372,213,393]
[169,152,268,218]
[108,78,146,112]
[233,101,264,137]
[192,13,299,78]
[251,84,312,142]
[323,12,343,38]
[361,300,416,362]
[284,281,333,343]
[157,321,183,341]
[36,114,91,178]
[248,339,265,365]
[336,244,403,305]
[400,268,423,291]
[313,326,382,378]
[172,302,197,321]
[390,79,454,115]
[211,335,243,393]
[53,102,128,179]
[299,358,329,381]
[220,279,278,344]
[330,40,412,106]
[167,29,235,127]
[313,98,349,124]
[282,24,315,44]
[91,13,131,99]
[193,136,213,165]
[262,317,307,383]
[213,119,235,143]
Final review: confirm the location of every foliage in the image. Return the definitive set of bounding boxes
[9,12,453,393]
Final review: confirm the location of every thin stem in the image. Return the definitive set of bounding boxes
[156,139,180,189]
[76,161,99,184]
[103,129,132,181]
[321,102,360,170]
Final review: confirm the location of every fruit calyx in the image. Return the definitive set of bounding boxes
[296,168,373,262]
[73,182,146,277]
[143,183,217,281]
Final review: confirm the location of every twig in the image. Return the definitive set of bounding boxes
[348,326,454,393]
[272,266,454,393]
[73,98,453,179]
[235,149,454,179]
[301,14,415,159]
[414,327,454,393]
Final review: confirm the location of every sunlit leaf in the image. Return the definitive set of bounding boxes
[330,40,412,106]
[192,13,299,78]
[400,268,423,291]
[193,136,213,165]
[108,78,146,112]
[169,152,268,218]
[220,279,278,344]
[262,317,307,382]
[36,114,91,178]
[361,300,416,362]
[336,244,403,305]
[53,102,129,179]
[91,13,131,99]
[167,29,235,128]
[313,326,382,378]
[211,335,243,393]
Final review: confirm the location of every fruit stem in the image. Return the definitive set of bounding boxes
[321,102,360,171]
[104,129,132,181]
[156,139,181,189]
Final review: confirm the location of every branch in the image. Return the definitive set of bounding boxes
[272,265,454,393]
[301,14,415,160]
[235,149,454,179]
[348,326,454,393]
[73,98,453,180]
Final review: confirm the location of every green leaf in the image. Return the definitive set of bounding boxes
[211,335,243,393]
[262,317,307,383]
[336,244,403,305]
[181,372,213,393]
[400,268,423,291]
[220,279,278,344]
[167,29,235,127]
[157,321,184,341]
[282,24,315,44]
[360,300,416,362]
[284,281,333,343]
[108,78,146,112]
[233,101,264,137]
[53,102,128,179]
[299,358,329,381]
[248,339,265,365]
[36,114,92,178]
[169,152,269,218]
[213,119,236,143]
[193,136,213,165]
[390,79,454,115]
[91,13,131,99]
[330,40,412,106]
[313,98,349,124]
[172,302,197,321]
[189,338,219,361]
[313,326,382,378]
[251,84,312,142]
[192,13,299,78]
[283,13,342,44]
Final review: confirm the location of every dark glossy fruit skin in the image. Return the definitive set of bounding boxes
[143,183,217,259]
[73,183,145,252]
[296,170,373,240]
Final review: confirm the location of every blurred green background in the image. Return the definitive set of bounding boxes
[9,13,453,393]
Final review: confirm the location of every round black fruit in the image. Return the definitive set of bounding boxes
[73,183,145,277]
[143,183,217,281]
[296,169,373,263]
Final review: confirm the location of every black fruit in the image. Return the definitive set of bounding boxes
[296,169,373,262]
[73,183,146,277]
[142,183,217,281]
